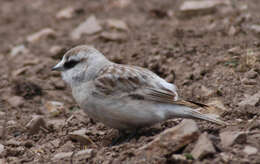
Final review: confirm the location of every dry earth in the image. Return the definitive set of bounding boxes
[0,0,260,163]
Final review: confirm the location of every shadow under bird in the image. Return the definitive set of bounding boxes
[52,45,227,143]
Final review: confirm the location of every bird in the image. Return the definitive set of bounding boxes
[52,45,227,142]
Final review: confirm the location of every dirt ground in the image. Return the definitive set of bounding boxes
[0,0,260,163]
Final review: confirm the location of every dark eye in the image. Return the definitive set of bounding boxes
[64,60,79,69]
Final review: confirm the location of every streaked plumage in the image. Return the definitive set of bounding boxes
[52,45,227,130]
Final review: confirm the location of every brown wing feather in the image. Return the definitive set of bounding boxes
[94,64,178,101]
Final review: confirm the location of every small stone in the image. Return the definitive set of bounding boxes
[137,119,200,160]
[245,69,258,79]
[74,149,94,162]
[220,131,247,148]
[27,28,56,43]
[171,154,187,163]
[100,32,127,42]
[50,78,66,89]
[191,132,216,160]
[179,0,230,17]
[52,152,73,161]
[56,7,75,19]
[45,101,64,117]
[70,15,102,40]
[0,144,4,155]
[69,129,93,144]
[26,115,47,134]
[249,24,260,35]
[48,119,66,130]
[49,45,65,59]
[228,26,237,36]
[238,91,260,106]
[228,46,241,55]
[50,139,60,148]
[12,67,29,77]
[10,45,29,57]
[7,96,24,107]
[243,145,258,155]
[106,19,128,31]
[241,78,257,85]
[52,149,94,162]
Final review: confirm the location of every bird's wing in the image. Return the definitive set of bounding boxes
[93,64,179,101]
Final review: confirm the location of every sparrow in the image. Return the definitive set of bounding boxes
[52,45,227,132]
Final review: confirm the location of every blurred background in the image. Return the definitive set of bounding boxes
[0,0,260,163]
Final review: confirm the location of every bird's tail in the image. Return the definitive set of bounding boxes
[171,100,228,126]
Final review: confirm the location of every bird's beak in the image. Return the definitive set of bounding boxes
[52,58,65,71]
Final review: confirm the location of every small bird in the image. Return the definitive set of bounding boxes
[52,45,226,135]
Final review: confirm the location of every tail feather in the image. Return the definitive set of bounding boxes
[174,100,228,126]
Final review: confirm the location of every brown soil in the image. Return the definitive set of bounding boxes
[0,0,260,163]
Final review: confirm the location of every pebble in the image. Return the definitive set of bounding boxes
[238,91,260,106]
[7,96,24,107]
[191,132,216,159]
[56,7,75,19]
[220,131,247,148]
[243,145,258,155]
[27,28,56,43]
[137,119,200,160]
[10,45,29,57]
[70,15,102,40]
[106,19,128,31]
[26,115,47,134]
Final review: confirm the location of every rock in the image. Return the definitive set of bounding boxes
[7,96,24,107]
[49,45,65,59]
[243,145,258,155]
[52,152,73,161]
[99,32,127,42]
[50,139,60,148]
[50,78,66,89]
[48,119,66,130]
[238,91,260,106]
[228,46,241,55]
[70,15,102,40]
[241,78,257,85]
[191,132,216,159]
[0,159,6,164]
[179,0,230,17]
[52,149,94,162]
[74,149,94,162]
[10,45,29,57]
[106,19,128,31]
[220,131,247,148]
[12,67,29,77]
[137,119,200,161]
[249,24,260,35]
[228,26,237,36]
[0,144,4,155]
[245,69,258,79]
[69,129,94,144]
[170,154,188,163]
[26,115,47,134]
[56,7,75,19]
[45,101,64,117]
[27,28,56,43]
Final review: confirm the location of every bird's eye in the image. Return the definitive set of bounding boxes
[64,60,79,69]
